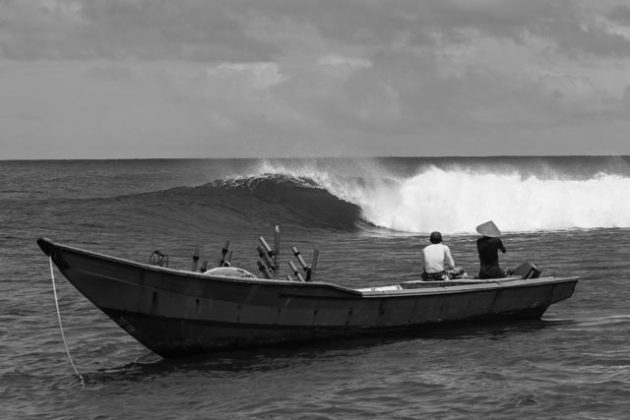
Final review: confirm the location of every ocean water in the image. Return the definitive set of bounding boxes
[2,156,630,419]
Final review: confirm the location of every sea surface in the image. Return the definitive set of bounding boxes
[2,156,630,419]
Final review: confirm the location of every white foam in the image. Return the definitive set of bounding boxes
[253,160,630,233]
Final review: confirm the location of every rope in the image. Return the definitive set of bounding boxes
[49,257,86,389]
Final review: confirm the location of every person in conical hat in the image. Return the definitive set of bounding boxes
[476,220,501,238]
[475,220,509,279]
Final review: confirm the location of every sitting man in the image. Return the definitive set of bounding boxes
[421,231,459,281]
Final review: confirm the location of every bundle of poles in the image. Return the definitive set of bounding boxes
[183,225,319,282]
[255,225,319,282]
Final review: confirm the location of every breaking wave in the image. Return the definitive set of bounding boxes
[111,156,630,235]
[139,174,365,232]
[240,158,630,233]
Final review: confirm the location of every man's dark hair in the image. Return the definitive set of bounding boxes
[430,231,442,244]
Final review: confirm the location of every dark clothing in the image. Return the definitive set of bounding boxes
[477,236,507,279]
[421,271,447,281]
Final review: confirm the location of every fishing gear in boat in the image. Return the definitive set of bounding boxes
[149,250,168,267]
[310,249,319,281]
[256,225,281,278]
[219,241,232,267]
[191,246,200,272]
[176,225,321,282]
[273,225,280,269]
[288,260,305,282]
[257,260,273,279]
[291,246,319,282]
[257,245,274,278]
[259,236,276,268]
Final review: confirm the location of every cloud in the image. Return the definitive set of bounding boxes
[317,54,372,80]
[607,5,630,25]
[3,0,630,62]
[243,1,630,58]
[536,11,630,58]
[3,0,630,158]
[206,62,286,90]
[444,1,630,58]
[0,0,279,61]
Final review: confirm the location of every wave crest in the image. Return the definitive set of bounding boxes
[249,160,630,233]
[343,168,630,233]
[127,159,630,235]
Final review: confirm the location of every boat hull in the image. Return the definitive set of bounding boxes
[38,238,578,358]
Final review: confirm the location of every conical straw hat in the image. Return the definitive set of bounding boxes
[476,220,501,238]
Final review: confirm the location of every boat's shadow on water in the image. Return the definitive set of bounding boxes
[87,318,574,383]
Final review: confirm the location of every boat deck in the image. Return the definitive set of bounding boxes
[356,276,579,296]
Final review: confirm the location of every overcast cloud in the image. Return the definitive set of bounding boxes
[1,0,630,158]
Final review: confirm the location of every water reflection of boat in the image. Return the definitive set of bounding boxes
[38,237,578,358]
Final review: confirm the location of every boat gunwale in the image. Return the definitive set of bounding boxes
[38,237,579,299]
[38,237,363,296]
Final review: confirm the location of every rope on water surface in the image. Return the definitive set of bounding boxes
[49,257,86,389]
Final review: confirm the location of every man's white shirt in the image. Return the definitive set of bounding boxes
[422,243,455,273]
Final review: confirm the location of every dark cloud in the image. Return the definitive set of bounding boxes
[3,0,630,159]
[432,1,630,58]
[422,1,556,43]
[608,5,630,25]
[245,1,436,48]
[0,0,279,61]
[536,12,630,58]
[2,0,630,61]
[258,1,630,58]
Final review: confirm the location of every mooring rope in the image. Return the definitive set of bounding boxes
[49,257,86,389]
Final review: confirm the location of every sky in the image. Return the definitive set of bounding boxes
[2,0,630,159]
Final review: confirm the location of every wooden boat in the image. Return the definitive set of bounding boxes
[37,237,578,358]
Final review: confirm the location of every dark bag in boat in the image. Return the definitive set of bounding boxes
[511,262,542,279]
